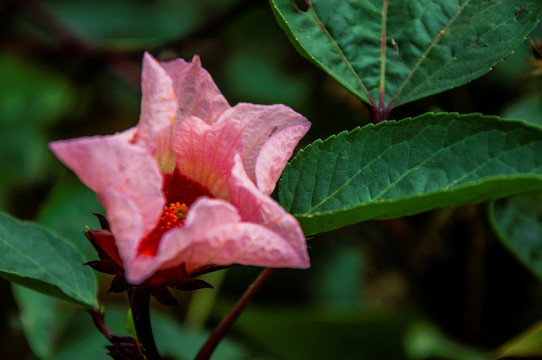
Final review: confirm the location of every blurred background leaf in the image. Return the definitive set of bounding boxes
[404,322,488,360]
[494,319,542,359]
[488,82,542,287]
[45,0,240,50]
[0,54,73,212]
[58,305,245,360]
[37,180,104,261]
[503,90,542,127]
[225,305,412,360]
[490,195,542,279]
[12,284,74,359]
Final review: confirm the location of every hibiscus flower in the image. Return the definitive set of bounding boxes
[49,53,311,290]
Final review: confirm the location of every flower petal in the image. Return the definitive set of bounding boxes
[174,116,243,199]
[229,155,310,268]
[135,53,178,155]
[181,222,309,271]
[161,55,230,124]
[173,104,309,199]
[215,103,310,193]
[126,194,308,284]
[125,197,241,283]
[49,134,164,266]
[255,123,310,195]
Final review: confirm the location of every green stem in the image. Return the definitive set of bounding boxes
[195,268,276,360]
[129,288,162,360]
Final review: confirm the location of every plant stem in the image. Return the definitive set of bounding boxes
[89,306,114,341]
[195,268,276,360]
[129,288,162,360]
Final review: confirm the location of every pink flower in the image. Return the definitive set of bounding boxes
[49,53,311,286]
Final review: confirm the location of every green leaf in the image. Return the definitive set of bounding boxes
[12,284,74,359]
[503,90,542,128]
[51,305,246,360]
[490,195,542,278]
[0,211,97,309]
[311,243,365,310]
[224,52,312,108]
[47,0,239,49]
[37,180,104,262]
[53,306,128,360]
[488,93,542,280]
[279,113,542,236]
[153,311,246,360]
[493,319,542,358]
[269,0,542,110]
[405,322,489,360]
[0,54,73,207]
[226,305,411,360]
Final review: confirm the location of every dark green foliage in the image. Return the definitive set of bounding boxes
[280,113,542,235]
[0,212,97,309]
[270,0,542,110]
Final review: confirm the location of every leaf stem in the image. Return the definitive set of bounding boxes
[378,0,389,114]
[89,306,114,341]
[370,104,392,123]
[129,288,162,360]
[195,268,276,360]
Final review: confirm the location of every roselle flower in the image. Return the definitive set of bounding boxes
[49,53,310,290]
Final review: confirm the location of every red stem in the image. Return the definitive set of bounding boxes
[371,105,393,124]
[195,268,276,360]
[89,306,114,341]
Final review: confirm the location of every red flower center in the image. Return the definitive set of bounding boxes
[161,202,189,228]
[138,169,213,257]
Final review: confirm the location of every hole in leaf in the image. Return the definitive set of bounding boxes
[514,8,527,20]
[292,0,309,12]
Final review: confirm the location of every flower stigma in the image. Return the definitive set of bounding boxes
[161,202,189,229]
[139,202,189,257]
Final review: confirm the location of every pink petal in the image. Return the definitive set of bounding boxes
[161,55,230,124]
[49,134,164,266]
[125,197,241,283]
[173,116,243,200]
[135,53,178,158]
[229,155,310,268]
[172,198,303,271]
[126,194,308,284]
[216,103,310,194]
[255,124,310,195]
[180,222,309,272]
[173,104,310,199]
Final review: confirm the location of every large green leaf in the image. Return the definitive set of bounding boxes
[0,211,97,309]
[270,0,542,112]
[279,113,542,235]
